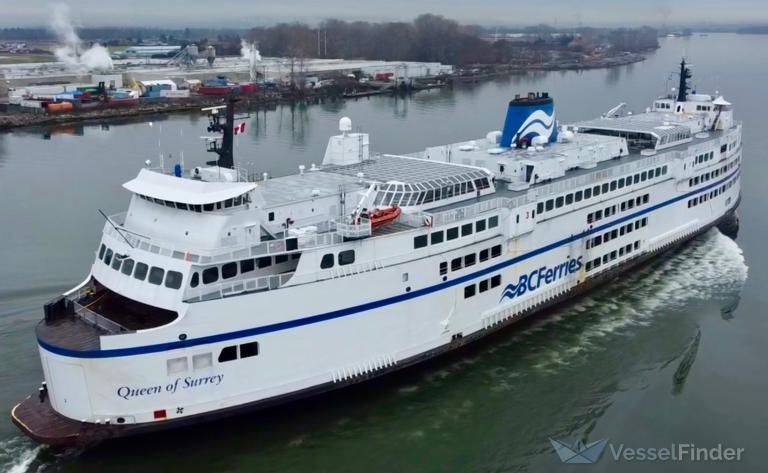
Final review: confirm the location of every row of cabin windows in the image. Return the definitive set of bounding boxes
[585,241,641,272]
[413,216,500,250]
[689,156,739,188]
[536,166,667,216]
[137,193,249,212]
[587,194,650,224]
[191,253,300,288]
[586,218,648,249]
[694,151,715,165]
[320,250,356,269]
[374,178,491,208]
[688,178,736,208]
[656,102,672,110]
[439,244,503,275]
[99,244,183,289]
[695,105,713,112]
[218,341,259,363]
[464,275,502,298]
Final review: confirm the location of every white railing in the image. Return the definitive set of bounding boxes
[325,260,383,279]
[333,218,372,239]
[183,272,295,302]
[73,300,132,334]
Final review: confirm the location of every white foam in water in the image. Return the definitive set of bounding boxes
[529,230,748,371]
[0,437,42,473]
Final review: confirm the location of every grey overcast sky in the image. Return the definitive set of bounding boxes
[2,0,767,27]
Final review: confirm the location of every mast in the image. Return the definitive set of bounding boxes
[677,59,692,103]
[205,95,238,169]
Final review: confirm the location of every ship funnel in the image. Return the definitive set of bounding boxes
[500,92,558,148]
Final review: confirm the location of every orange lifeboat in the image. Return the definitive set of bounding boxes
[368,206,401,229]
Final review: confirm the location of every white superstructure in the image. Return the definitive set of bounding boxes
[13,60,742,446]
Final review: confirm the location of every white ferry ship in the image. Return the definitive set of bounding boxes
[13,61,741,446]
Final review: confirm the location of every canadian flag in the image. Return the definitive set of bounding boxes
[233,122,246,135]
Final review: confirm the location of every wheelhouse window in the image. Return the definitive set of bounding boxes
[148,267,165,285]
[338,250,355,266]
[240,259,255,274]
[121,258,135,276]
[222,262,237,279]
[104,248,113,266]
[190,272,200,288]
[134,262,148,281]
[320,254,334,269]
[202,267,219,284]
[165,271,183,289]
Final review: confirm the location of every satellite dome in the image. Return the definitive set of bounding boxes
[339,117,352,132]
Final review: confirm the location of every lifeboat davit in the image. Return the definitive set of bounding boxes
[369,206,401,229]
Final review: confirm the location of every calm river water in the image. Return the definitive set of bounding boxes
[1,34,767,472]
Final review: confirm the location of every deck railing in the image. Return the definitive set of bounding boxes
[333,217,372,239]
[183,272,295,303]
[72,300,132,334]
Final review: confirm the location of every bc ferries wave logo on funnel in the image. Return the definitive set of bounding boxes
[500,92,558,148]
[500,257,583,302]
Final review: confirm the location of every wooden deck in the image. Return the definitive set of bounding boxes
[11,396,83,447]
[36,316,103,351]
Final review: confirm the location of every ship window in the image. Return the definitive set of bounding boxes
[240,259,255,274]
[121,258,135,276]
[584,188,592,199]
[546,199,554,211]
[320,254,334,269]
[202,203,212,211]
[165,271,183,289]
[98,244,106,260]
[491,275,501,288]
[476,219,486,232]
[461,223,473,236]
[480,249,489,262]
[193,353,212,370]
[655,168,662,178]
[610,181,617,191]
[190,272,199,288]
[167,357,188,375]
[479,279,489,293]
[464,253,476,267]
[218,346,237,363]
[258,256,272,268]
[464,285,476,298]
[662,165,668,175]
[439,262,448,275]
[447,227,459,240]
[202,267,219,284]
[593,186,600,196]
[148,267,165,285]
[451,257,463,271]
[537,202,544,214]
[275,254,288,264]
[104,248,113,265]
[491,245,502,258]
[641,171,648,181]
[338,250,355,266]
[575,190,583,202]
[222,262,237,279]
[601,183,609,194]
[224,199,233,208]
[618,178,625,188]
[134,262,148,281]
[414,235,428,249]
[268,212,275,222]
[566,194,573,205]
[240,341,259,359]
[634,174,640,184]
[111,255,122,271]
[193,205,202,213]
[555,196,564,208]
[431,231,444,245]
[488,216,499,228]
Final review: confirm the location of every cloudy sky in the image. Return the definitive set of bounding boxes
[2,0,767,27]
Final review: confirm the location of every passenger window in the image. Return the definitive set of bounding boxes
[218,346,237,363]
[488,216,499,228]
[464,285,476,298]
[556,196,564,208]
[584,188,592,199]
[190,272,199,288]
[479,280,489,293]
[320,254,334,269]
[121,258,135,276]
[575,190,583,202]
[338,250,355,266]
[439,262,448,275]
[148,267,165,285]
[491,275,501,287]
[610,181,617,191]
[461,223,473,236]
[537,202,544,214]
[565,194,573,205]
[447,227,459,240]
[165,271,183,289]
[593,186,601,196]
[202,267,219,284]
[451,257,463,271]
[546,200,554,211]
[601,183,609,193]
[240,341,259,358]
[414,235,428,249]
[275,254,288,264]
[431,231,444,244]
[240,259,255,274]
[479,249,489,262]
[476,220,486,232]
[258,256,272,268]
[134,262,148,281]
[222,262,238,279]
[491,245,502,258]
[464,254,476,267]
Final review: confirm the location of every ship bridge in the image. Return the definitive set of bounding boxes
[575,116,693,152]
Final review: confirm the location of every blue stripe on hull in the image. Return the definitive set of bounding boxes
[38,167,741,358]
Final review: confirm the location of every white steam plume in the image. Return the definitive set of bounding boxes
[240,40,261,81]
[50,4,113,71]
